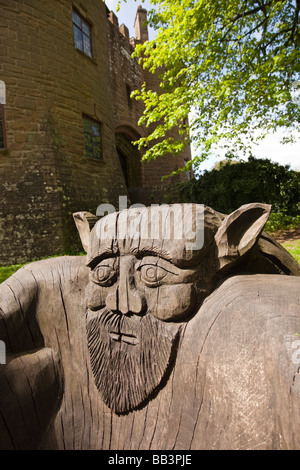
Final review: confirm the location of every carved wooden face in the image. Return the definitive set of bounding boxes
[85,205,217,414]
[83,202,272,413]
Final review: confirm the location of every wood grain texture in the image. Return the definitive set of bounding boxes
[0,256,300,449]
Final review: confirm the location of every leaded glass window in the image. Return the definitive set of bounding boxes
[83,116,102,160]
[72,10,92,58]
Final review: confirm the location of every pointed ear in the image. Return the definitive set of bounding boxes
[214,203,272,269]
[73,212,100,253]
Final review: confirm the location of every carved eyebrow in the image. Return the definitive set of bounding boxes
[132,246,177,265]
[87,252,118,269]
[87,245,185,269]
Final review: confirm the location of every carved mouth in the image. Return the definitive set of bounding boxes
[109,331,139,345]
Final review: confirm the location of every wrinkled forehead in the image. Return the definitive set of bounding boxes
[87,204,220,267]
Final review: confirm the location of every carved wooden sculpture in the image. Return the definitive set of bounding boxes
[0,203,299,450]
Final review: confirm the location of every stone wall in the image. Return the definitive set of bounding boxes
[0,0,126,264]
[0,0,191,265]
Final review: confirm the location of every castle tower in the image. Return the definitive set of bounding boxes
[134,5,149,43]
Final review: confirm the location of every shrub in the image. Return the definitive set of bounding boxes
[178,156,300,216]
[264,213,300,232]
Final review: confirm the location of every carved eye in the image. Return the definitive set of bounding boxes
[140,265,168,287]
[137,257,178,287]
[91,259,118,286]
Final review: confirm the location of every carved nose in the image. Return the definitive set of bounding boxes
[105,259,144,315]
[105,281,144,315]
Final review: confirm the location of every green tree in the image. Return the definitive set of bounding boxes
[130,0,300,175]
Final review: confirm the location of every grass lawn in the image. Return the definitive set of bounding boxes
[281,240,300,264]
[0,251,85,284]
[0,264,26,284]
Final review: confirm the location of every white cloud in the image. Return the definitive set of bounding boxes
[191,127,300,172]
[250,131,300,170]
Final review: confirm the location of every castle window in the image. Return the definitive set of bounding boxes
[0,105,6,149]
[72,10,92,58]
[83,116,102,160]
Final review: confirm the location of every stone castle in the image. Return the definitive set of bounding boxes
[0,0,191,264]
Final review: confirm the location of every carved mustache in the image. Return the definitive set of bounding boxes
[86,308,144,346]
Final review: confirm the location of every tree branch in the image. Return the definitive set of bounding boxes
[230,1,273,23]
[290,0,300,47]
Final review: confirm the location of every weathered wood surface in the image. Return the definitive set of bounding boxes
[1,203,299,450]
[0,256,300,450]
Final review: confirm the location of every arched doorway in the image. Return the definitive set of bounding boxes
[115,128,143,195]
[117,149,129,187]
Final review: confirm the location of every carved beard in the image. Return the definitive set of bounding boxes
[86,309,181,414]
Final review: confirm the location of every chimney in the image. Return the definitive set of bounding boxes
[134,5,148,43]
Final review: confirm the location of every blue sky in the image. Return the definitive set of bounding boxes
[105,0,299,172]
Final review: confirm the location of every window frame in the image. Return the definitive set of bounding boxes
[72,9,93,59]
[83,115,103,162]
[0,104,7,150]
